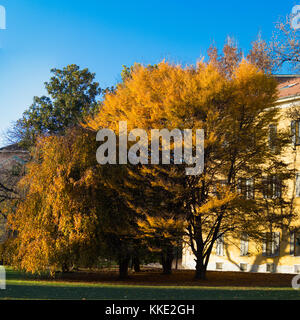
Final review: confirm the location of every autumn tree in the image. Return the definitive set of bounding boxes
[208,35,274,75]
[2,64,103,254]
[207,37,242,77]
[247,33,274,73]
[6,127,138,278]
[87,53,292,279]
[137,216,185,274]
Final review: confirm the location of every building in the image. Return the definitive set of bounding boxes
[0,144,29,170]
[182,74,300,274]
[0,144,29,242]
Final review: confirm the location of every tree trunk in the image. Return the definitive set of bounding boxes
[194,241,213,280]
[175,246,180,270]
[132,256,141,272]
[161,246,174,275]
[61,263,69,273]
[195,259,207,280]
[119,256,130,279]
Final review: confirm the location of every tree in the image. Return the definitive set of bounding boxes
[6,127,138,278]
[87,54,291,280]
[2,64,103,251]
[207,37,242,78]
[137,216,185,275]
[0,145,29,253]
[0,164,23,220]
[8,64,102,148]
[247,33,274,73]
[208,35,274,75]
[270,13,300,72]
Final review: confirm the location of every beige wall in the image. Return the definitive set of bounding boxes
[182,96,300,274]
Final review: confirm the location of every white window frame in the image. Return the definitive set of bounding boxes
[263,232,280,257]
[240,263,248,272]
[216,234,224,256]
[296,174,300,198]
[290,232,300,256]
[263,176,282,199]
[291,120,300,146]
[216,262,223,270]
[269,124,277,152]
[240,233,249,256]
[266,263,276,273]
[238,178,254,199]
[294,265,300,273]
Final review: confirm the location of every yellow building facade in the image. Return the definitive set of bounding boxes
[182,75,300,274]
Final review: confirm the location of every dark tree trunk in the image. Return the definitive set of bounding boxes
[62,263,69,273]
[161,246,174,275]
[119,256,130,279]
[132,256,141,272]
[194,239,215,280]
[193,219,221,280]
[175,245,180,270]
[195,258,207,280]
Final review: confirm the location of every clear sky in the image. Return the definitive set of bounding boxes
[0,0,298,147]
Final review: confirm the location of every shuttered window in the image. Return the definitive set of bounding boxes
[213,180,227,197]
[296,234,300,256]
[263,176,282,199]
[291,232,295,256]
[238,178,254,199]
[262,232,280,257]
[269,124,277,152]
[290,232,300,256]
[216,234,224,256]
[240,233,249,256]
[291,120,300,146]
[296,174,300,198]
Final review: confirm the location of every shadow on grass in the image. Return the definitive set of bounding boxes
[1,268,300,300]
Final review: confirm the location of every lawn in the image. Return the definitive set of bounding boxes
[0,268,299,300]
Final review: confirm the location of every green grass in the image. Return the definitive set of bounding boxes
[0,268,300,300]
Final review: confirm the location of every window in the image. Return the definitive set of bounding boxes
[290,232,300,256]
[213,180,227,197]
[296,174,300,198]
[263,176,282,199]
[269,124,277,152]
[240,263,248,272]
[11,164,21,176]
[240,233,249,256]
[263,232,280,257]
[294,265,300,273]
[266,263,276,273]
[216,234,224,256]
[238,178,254,199]
[216,262,223,270]
[291,120,300,146]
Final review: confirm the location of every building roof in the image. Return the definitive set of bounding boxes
[275,75,300,100]
[0,143,28,153]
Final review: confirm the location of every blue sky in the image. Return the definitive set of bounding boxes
[0,0,298,146]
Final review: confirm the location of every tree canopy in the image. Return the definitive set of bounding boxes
[86,57,294,279]
[8,64,102,148]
